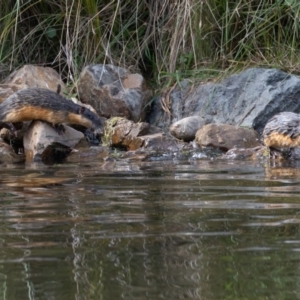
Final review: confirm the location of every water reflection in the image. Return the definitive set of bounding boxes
[0,157,300,299]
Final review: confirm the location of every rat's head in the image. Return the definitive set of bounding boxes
[78,106,103,133]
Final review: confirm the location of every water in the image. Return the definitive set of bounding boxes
[1,157,300,300]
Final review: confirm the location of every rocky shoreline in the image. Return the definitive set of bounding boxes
[0,64,298,164]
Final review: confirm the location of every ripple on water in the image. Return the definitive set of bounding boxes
[0,159,299,299]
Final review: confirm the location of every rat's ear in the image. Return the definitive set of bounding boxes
[78,106,86,114]
[56,84,61,94]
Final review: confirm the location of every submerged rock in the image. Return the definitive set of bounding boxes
[66,145,110,163]
[41,142,73,165]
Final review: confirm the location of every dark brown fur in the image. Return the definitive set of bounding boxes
[0,88,103,132]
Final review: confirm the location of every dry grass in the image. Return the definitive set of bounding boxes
[1,0,300,87]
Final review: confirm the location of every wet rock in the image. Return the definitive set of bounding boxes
[119,150,150,162]
[142,133,185,151]
[23,121,84,162]
[195,124,260,151]
[77,64,152,122]
[149,68,300,134]
[0,122,30,151]
[221,146,268,160]
[66,145,110,163]
[263,147,300,161]
[3,64,66,94]
[0,141,25,163]
[41,142,73,165]
[170,116,205,141]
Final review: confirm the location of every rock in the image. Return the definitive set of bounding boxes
[0,122,30,151]
[147,79,191,129]
[77,64,152,122]
[142,133,185,152]
[149,68,300,134]
[3,64,66,94]
[66,145,110,163]
[41,142,73,165]
[170,116,205,141]
[23,121,84,162]
[104,117,184,151]
[105,117,151,150]
[221,146,268,160]
[0,141,25,163]
[195,124,260,151]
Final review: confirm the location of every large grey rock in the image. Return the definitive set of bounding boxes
[149,68,300,134]
[77,64,152,122]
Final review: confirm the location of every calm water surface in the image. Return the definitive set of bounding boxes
[1,156,300,300]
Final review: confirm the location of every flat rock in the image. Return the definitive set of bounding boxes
[23,121,84,162]
[170,116,206,141]
[77,64,152,122]
[195,124,260,151]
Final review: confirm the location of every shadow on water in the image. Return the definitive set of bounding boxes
[1,157,300,299]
